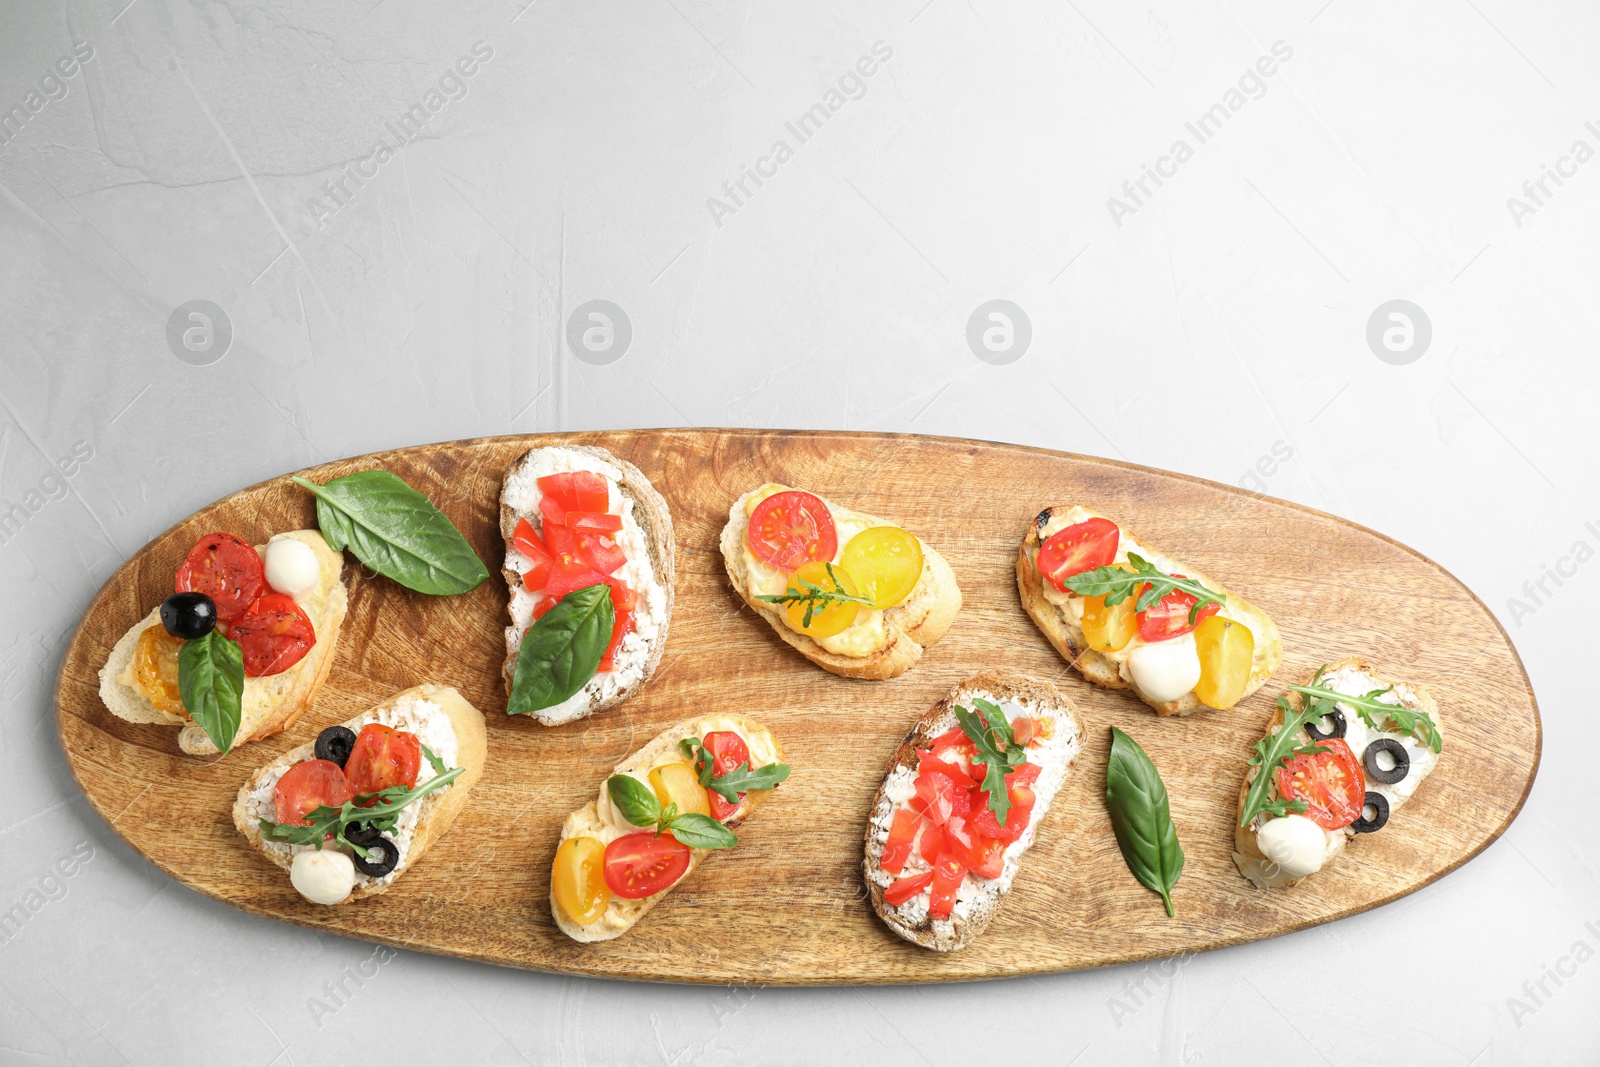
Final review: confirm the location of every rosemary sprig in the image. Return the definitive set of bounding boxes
[755,562,874,627]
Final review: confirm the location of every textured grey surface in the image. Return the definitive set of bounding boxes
[1,0,1594,1063]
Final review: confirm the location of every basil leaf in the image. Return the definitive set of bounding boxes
[667,813,739,850]
[177,630,244,754]
[292,472,487,595]
[1105,727,1184,917]
[606,774,661,828]
[507,584,615,713]
[704,761,792,803]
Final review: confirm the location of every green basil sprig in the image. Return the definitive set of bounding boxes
[606,775,738,850]
[292,471,487,595]
[177,629,245,754]
[1064,552,1224,625]
[260,743,461,860]
[1239,670,1336,827]
[1289,679,1442,754]
[508,583,615,714]
[1105,727,1185,917]
[677,736,793,802]
[955,698,1030,827]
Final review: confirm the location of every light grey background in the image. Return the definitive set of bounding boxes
[1,0,1593,1063]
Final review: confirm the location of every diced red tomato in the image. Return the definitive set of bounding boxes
[539,493,567,529]
[1012,717,1042,746]
[598,584,634,672]
[927,726,974,753]
[543,565,609,599]
[512,518,553,592]
[538,472,609,515]
[966,836,1006,879]
[910,771,970,827]
[575,531,626,576]
[1035,517,1120,591]
[1136,579,1221,642]
[944,817,1006,879]
[928,855,965,920]
[1008,763,1042,787]
[569,512,622,533]
[884,871,935,906]
[881,808,921,875]
[229,593,316,677]
[917,751,979,790]
[532,597,555,620]
[969,768,1038,844]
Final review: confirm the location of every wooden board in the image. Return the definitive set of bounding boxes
[53,430,1539,984]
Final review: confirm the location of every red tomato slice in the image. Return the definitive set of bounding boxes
[603,831,691,899]
[883,871,935,906]
[701,729,751,820]
[273,759,352,825]
[230,593,316,677]
[569,512,622,533]
[539,472,609,515]
[1136,579,1221,642]
[917,751,979,790]
[598,585,634,672]
[343,723,421,799]
[910,772,970,826]
[881,808,921,875]
[1036,518,1119,591]
[539,494,568,529]
[927,726,974,754]
[576,531,626,576]
[513,518,553,593]
[1012,717,1042,746]
[969,771,1037,844]
[746,491,837,571]
[928,855,965,920]
[1277,738,1365,830]
[175,533,266,623]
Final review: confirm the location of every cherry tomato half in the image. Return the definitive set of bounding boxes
[132,625,186,716]
[747,491,837,571]
[1035,518,1119,591]
[1277,738,1365,831]
[344,722,422,800]
[552,837,611,925]
[603,831,692,899]
[839,526,923,609]
[229,593,316,677]
[701,730,751,821]
[273,759,353,825]
[175,532,266,623]
[1136,579,1221,643]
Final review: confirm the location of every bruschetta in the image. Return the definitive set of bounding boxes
[98,529,348,755]
[232,684,487,905]
[862,672,1082,952]
[1016,506,1281,715]
[1234,658,1443,888]
[720,484,960,680]
[499,444,675,725]
[550,713,790,942]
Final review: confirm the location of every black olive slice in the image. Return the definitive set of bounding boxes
[1304,707,1346,741]
[1363,738,1410,784]
[315,726,358,768]
[1350,791,1389,833]
[352,836,399,877]
[344,822,382,846]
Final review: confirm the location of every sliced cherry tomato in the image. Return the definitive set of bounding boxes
[575,531,626,576]
[344,722,421,799]
[1136,579,1221,642]
[701,730,752,821]
[603,831,691,899]
[273,759,352,825]
[175,533,265,623]
[839,526,923,609]
[1036,518,1119,591]
[927,854,965,920]
[780,560,862,638]
[230,593,316,677]
[552,837,611,925]
[1193,615,1255,710]
[1277,738,1365,831]
[883,871,934,906]
[881,808,921,875]
[598,584,635,672]
[513,518,553,592]
[569,511,622,533]
[747,490,837,571]
[538,471,609,515]
[132,625,186,716]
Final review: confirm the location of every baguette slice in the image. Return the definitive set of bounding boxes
[98,530,349,755]
[1234,658,1443,889]
[552,712,785,942]
[720,485,961,680]
[1017,505,1281,715]
[232,684,488,903]
[499,444,676,725]
[863,671,1083,952]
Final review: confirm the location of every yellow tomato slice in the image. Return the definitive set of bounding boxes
[133,626,187,716]
[839,527,924,610]
[1193,615,1255,710]
[1078,562,1137,653]
[552,837,611,925]
[649,761,711,819]
[782,560,862,639]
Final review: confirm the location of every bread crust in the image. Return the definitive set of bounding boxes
[1016,505,1281,715]
[231,683,488,903]
[551,712,784,942]
[499,444,676,725]
[862,671,1083,952]
[719,486,961,680]
[97,530,349,755]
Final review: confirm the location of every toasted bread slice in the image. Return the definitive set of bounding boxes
[499,444,676,725]
[97,530,349,755]
[720,484,961,680]
[552,712,785,942]
[232,684,487,903]
[863,671,1083,952]
[1234,658,1443,889]
[1017,505,1281,715]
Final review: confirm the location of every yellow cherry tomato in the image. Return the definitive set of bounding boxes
[552,837,611,925]
[648,761,711,819]
[1078,562,1137,653]
[133,626,186,716]
[839,527,924,610]
[1193,615,1255,710]
[781,560,863,639]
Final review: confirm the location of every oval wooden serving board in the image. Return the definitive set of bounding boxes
[54,430,1539,984]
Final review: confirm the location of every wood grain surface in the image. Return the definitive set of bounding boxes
[53,430,1540,984]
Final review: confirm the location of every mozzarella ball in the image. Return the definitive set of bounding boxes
[1256,814,1329,879]
[265,537,321,597]
[290,849,357,905]
[1126,635,1202,703]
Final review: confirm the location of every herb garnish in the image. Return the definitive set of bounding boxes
[178,629,245,754]
[754,562,874,627]
[1105,727,1184,917]
[1289,679,1442,754]
[508,583,615,714]
[677,736,793,802]
[605,775,738,850]
[1238,669,1338,828]
[955,698,1030,827]
[1063,553,1224,625]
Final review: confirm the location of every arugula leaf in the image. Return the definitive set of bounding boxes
[754,562,874,627]
[1238,688,1334,828]
[292,472,488,595]
[1105,727,1184,917]
[603,773,742,850]
[508,584,615,714]
[177,629,245,754]
[1063,553,1224,624]
[1289,680,1442,754]
[260,743,462,852]
[680,736,793,802]
[955,698,1029,827]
